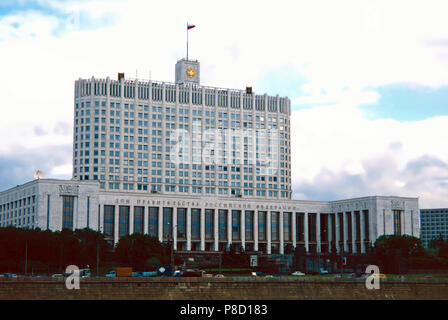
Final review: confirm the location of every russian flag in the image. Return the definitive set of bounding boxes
[187,24,196,30]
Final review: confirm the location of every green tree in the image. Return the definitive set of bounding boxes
[74,228,110,269]
[438,242,448,259]
[115,234,167,269]
[145,257,161,269]
[374,235,426,258]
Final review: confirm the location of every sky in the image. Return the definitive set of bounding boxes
[1,0,448,208]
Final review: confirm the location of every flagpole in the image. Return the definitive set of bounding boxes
[186,22,189,61]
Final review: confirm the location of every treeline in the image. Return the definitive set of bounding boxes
[0,227,170,274]
[373,235,448,272]
[2,227,447,274]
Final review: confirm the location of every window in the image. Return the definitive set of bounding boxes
[219,210,227,241]
[271,212,279,241]
[134,206,144,234]
[296,213,304,242]
[191,209,200,240]
[205,209,214,240]
[258,211,266,241]
[284,212,291,242]
[393,210,402,235]
[62,196,74,230]
[163,207,173,239]
[245,211,254,241]
[119,206,130,238]
[104,205,115,236]
[232,210,241,241]
[149,207,158,237]
[177,208,187,239]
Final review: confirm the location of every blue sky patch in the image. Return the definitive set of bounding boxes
[255,67,309,108]
[0,0,58,17]
[360,83,448,122]
[0,0,115,38]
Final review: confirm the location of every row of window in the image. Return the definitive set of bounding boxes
[102,207,369,243]
[75,83,289,114]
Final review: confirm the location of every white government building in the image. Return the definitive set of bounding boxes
[0,58,419,255]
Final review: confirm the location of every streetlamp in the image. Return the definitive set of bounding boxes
[167,222,178,275]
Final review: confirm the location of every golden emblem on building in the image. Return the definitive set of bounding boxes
[186,67,196,78]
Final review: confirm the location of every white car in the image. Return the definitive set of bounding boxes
[292,271,305,276]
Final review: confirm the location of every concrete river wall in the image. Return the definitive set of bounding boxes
[0,277,447,300]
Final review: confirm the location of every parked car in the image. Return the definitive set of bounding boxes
[105,267,133,278]
[319,268,329,275]
[51,274,64,279]
[3,273,18,278]
[265,275,274,279]
[79,268,91,278]
[214,274,225,278]
[172,270,182,277]
[291,271,305,276]
[251,272,258,277]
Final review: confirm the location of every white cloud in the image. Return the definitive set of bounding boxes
[290,105,448,207]
[1,0,448,208]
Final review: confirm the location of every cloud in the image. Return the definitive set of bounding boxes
[1,0,448,211]
[290,104,448,208]
[33,125,48,136]
[0,144,72,190]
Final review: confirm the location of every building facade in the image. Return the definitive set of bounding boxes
[0,58,421,256]
[420,208,448,248]
[73,59,292,200]
[0,179,419,255]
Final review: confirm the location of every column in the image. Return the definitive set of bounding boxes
[241,210,245,251]
[200,208,205,251]
[335,213,340,253]
[99,204,104,233]
[304,213,309,252]
[328,214,333,254]
[129,206,134,235]
[401,210,405,235]
[114,204,119,246]
[351,212,356,254]
[360,211,365,254]
[254,210,259,251]
[158,206,163,243]
[173,207,177,251]
[187,208,191,251]
[73,197,78,230]
[292,212,297,249]
[214,209,219,251]
[143,206,148,235]
[316,212,321,253]
[279,211,284,254]
[343,212,348,252]
[267,211,272,254]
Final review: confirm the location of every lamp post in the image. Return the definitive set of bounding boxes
[24,240,28,276]
[96,237,100,277]
[167,222,177,275]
